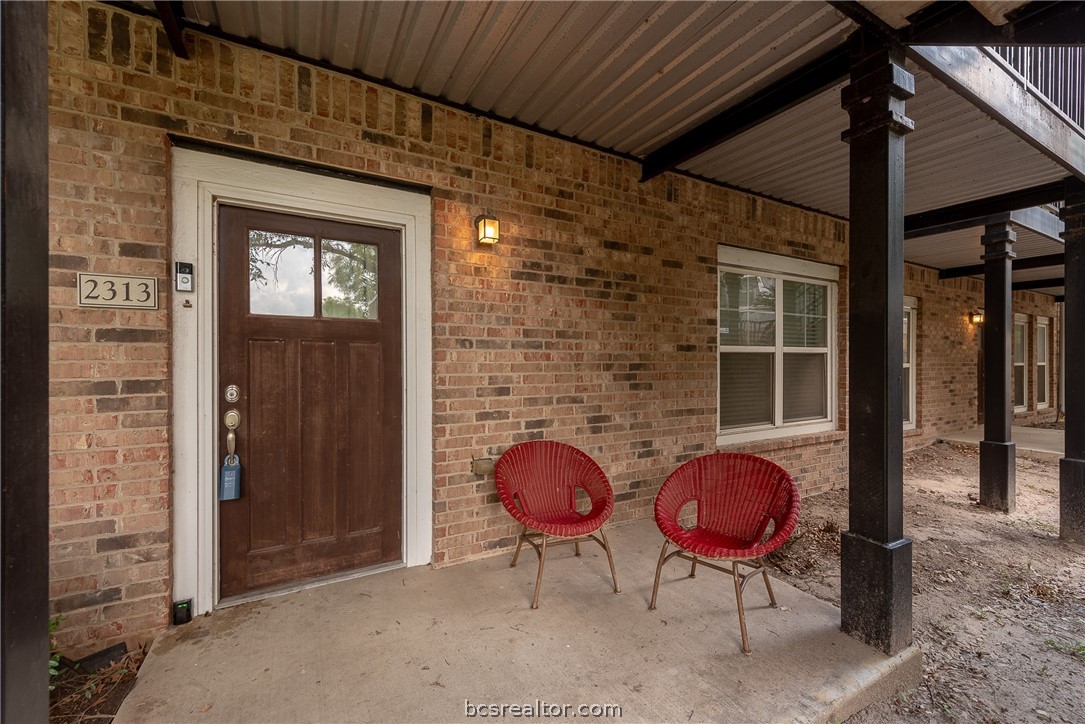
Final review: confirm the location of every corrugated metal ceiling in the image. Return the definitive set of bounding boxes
[179,0,853,157]
[683,62,1070,218]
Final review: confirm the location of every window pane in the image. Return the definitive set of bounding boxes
[249,230,315,317]
[782,281,827,347]
[903,373,911,423]
[782,353,827,423]
[720,272,775,347]
[1037,327,1048,364]
[321,240,378,319]
[719,353,773,429]
[903,311,911,361]
[1013,323,1025,364]
[1014,365,1025,406]
[1038,365,1049,405]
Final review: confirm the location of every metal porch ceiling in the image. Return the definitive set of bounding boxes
[176,0,854,157]
[682,60,1071,219]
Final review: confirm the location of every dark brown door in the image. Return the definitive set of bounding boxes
[218,206,402,599]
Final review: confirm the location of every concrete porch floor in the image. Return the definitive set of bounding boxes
[118,519,920,723]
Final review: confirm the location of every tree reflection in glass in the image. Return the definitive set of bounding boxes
[321,240,378,319]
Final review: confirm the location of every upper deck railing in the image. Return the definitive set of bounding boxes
[994,46,1084,130]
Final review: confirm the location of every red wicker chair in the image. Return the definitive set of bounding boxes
[650,452,800,654]
[494,441,621,608]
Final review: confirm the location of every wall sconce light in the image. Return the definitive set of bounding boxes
[475,214,499,245]
[970,311,984,324]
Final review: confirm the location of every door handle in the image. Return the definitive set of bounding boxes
[224,409,240,463]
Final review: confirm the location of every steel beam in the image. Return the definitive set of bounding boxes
[1012,277,1064,291]
[639,44,850,182]
[940,252,1064,280]
[153,1,189,59]
[910,46,1085,182]
[903,1,1085,46]
[1060,178,1085,541]
[1,1,50,720]
[904,181,1068,237]
[979,223,1017,513]
[839,30,913,656]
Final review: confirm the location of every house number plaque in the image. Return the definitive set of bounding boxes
[77,273,159,310]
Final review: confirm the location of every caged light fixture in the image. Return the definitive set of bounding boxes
[475,214,499,245]
[970,311,985,324]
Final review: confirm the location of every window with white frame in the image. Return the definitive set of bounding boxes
[717,246,838,443]
[1036,317,1050,409]
[904,298,917,429]
[1013,314,1029,411]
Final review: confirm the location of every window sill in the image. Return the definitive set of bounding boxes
[716,421,836,447]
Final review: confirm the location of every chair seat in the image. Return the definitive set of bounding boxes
[658,523,764,560]
[526,509,607,538]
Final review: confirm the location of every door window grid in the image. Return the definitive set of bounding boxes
[248,228,379,320]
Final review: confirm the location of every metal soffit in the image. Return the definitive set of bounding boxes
[158,1,1075,286]
[176,0,853,157]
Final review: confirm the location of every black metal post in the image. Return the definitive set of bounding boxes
[1,2,50,721]
[979,223,1017,513]
[1061,178,1085,541]
[839,31,914,655]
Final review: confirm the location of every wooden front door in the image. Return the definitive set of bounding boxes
[218,205,402,599]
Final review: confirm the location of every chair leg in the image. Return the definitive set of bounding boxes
[689,557,698,578]
[759,558,777,608]
[510,525,527,568]
[732,563,751,655]
[531,534,548,609]
[649,539,669,610]
[598,528,620,594]
[575,541,581,557]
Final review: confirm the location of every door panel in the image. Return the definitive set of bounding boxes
[218,205,403,599]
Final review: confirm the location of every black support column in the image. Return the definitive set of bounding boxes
[980,223,1017,512]
[1,1,50,721]
[839,31,914,655]
[1061,179,1085,541]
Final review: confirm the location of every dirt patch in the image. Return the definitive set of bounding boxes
[770,442,1085,723]
[1026,419,1065,431]
[50,649,145,723]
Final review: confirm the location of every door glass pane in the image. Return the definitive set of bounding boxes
[782,281,827,347]
[248,231,315,317]
[720,272,775,347]
[783,353,827,423]
[321,240,378,319]
[719,353,773,429]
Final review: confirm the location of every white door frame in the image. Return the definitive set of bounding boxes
[170,148,433,614]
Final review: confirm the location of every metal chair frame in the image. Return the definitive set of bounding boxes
[649,539,776,654]
[511,524,621,609]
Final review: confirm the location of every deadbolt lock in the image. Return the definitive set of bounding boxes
[224,384,240,403]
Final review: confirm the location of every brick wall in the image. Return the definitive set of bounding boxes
[904,264,1061,450]
[45,2,1062,655]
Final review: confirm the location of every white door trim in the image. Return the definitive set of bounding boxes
[170,148,433,614]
